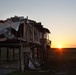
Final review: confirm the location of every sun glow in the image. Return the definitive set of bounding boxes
[58,44,62,49]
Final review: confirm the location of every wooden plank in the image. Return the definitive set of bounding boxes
[7,47,9,61]
[0,47,1,59]
[26,53,37,68]
[18,47,21,70]
[13,48,14,61]
[20,44,24,72]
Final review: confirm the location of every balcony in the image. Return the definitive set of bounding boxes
[40,38,51,46]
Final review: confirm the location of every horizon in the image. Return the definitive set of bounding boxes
[51,47,76,48]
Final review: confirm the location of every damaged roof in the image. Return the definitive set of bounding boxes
[0,21,21,31]
[0,16,51,41]
[42,28,51,33]
[0,17,24,40]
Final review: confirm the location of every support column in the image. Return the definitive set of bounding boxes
[7,47,9,61]
[20,44,24,72]
[0,47,1,60]
[37,47,39,59]
[13,48,14,61]
[18,47,21,70]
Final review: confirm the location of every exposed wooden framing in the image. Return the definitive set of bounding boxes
[32,26,34,42]
[0,47,1,59]
[0,43,21,47]
[23,22,26,39]
[47,48,49,60]
[0,16,51,71]
[12,48,14,61]
[37,47,39,59]
[18,47,21,70]
[26,53,37,68]
[20,44,24,72]
[25,23,27,41]
[32,47,35,61]
[40,47,43,62]
[7,47,9,61]
[19,19,24,72]
[0,42,23,70]
[42,33,45,61]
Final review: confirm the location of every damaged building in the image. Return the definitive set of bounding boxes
[0,16,51,71]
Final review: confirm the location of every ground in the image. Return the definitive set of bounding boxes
[1,48,76,75]
[6,60,76,75]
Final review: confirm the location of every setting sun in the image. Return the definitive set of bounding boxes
[58,44,62,49]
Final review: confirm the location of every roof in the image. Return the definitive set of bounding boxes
[0,21,21,31]
[0,27,15,40]
[25,19,43,31]
[7,21,21,31]
[0,16,51,41]
[0,21,22,40]
[25,19,50,33]
[42,28,51,33]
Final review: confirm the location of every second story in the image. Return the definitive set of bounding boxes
[0,16,51,46]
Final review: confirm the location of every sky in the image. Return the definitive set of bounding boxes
[0,0,76,48]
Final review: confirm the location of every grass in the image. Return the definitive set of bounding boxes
[6,60,65,75]
[6,58,76,75]
[7,48,76,75]
[7,62,55,75]
[7,70,54,75]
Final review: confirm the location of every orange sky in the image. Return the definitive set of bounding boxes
[51,38,76,48]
